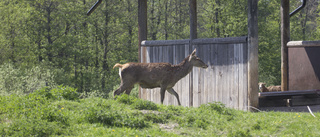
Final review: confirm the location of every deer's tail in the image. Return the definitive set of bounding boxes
[113,63,123,69]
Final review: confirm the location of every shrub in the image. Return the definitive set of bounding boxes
[0,63,57,95]
[50,85,79,101]
[84,106,149,129]
[143,113,168,124]
[132,99,158,110]
[115,94,137,104]
[0,118,65,136]
[228,129,252,137]
[200,102,235,116]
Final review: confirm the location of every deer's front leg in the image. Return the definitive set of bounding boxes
[160,86,166,104]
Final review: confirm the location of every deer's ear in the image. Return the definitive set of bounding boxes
[189,49,196,61]
[188,55,192,61]
[191,49,196,56]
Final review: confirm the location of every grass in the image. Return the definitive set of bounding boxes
[1,86,320,136]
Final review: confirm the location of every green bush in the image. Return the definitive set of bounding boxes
[0,63,57,95]
[115,94,137,104]
[50,85,79,100]
[132,99,158,110]
[0,118,66,136]
[84,105,149,129]
[228,129,252,137]
[200,102,235,116]
[143,113,168,124]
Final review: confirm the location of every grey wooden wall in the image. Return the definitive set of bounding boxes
[140,37,248,110]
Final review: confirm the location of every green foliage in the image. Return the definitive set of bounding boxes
[143,113,169,124]
[115,94,137,105]
[199,102,235,116]
[84,106,148,129]
[50,85,79,101]
[0,63,57,95]
[1,118,66,136]
[2,92,320,136]
[132,99,158,110]
[30,85,79,101]
[1,0,319,92]
[2,1,320,135]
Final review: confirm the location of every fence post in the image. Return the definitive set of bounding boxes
[189,0,197,107]
[281,0,289,91]
[138,0,147,98]
[247,0,259,110]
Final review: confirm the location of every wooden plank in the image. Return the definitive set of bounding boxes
[192,44,199,107]
[207,44,214,104]
[259,98,287,107]
[192,37,247,44]
[213,44,219,103]
[226,44,232,108]
[233,44,240,109]
[201,46,206,105]
[141,39,189,46]
[140,46,147,100]
[162,46,169,105]
[244,43,249,110]
[216,44,222,104]
[204,45,212,104]
[177,45,183,106]
[228,44,236,108]
[184,44,190,106]
[291,96,320,106]
[287,41,320,47]
[239,43,248,110]
[217,44,228,105]
[259,89,320,98]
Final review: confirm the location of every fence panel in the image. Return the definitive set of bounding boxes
[140,37,248,110]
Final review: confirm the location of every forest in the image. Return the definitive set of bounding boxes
[0,0,319,95]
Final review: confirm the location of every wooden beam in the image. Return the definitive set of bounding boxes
[287,41,320,47]
[138,0,147,98]
[247,0,259,110]
[281,0,289,91]
[189,0,197,40]
[189,0,197,107]
[138,0,147,63]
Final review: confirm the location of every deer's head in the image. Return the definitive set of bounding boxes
[188,49,208,69]
[258,82,266,90]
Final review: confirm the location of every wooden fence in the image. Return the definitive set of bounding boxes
[140,36,248,110]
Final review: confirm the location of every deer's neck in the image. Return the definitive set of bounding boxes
[173,56,193,80]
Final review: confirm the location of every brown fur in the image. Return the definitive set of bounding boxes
[259,82,281,92]
[113,49,208,105]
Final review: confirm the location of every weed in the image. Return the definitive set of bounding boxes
[143,113,167,124]
[132,99,158,110]
[115,94,137,104]
[2,89,320,136]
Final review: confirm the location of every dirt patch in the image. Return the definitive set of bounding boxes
[159,123,179,132]
[140,110,162,115]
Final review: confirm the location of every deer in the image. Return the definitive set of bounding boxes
[258,82,281,92]
[113,49,208,105]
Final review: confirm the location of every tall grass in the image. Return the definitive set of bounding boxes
[1,86,320,136]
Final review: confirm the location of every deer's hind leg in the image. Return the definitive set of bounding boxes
[114,77,135,97]
[167,88,181,106]
[125,85,134,95]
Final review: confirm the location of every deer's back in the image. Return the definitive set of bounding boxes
[121,62,176,88]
